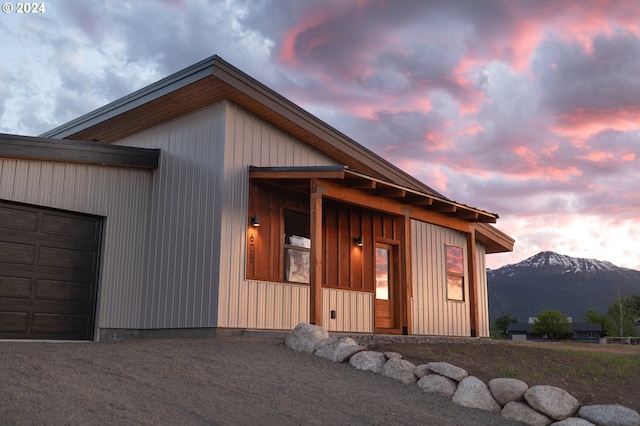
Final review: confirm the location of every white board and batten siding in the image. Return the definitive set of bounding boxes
[0,158,153,330]
[411,219,471,336]
[474,242,490,337]
[322,288,374,332]
[217,102,337,330]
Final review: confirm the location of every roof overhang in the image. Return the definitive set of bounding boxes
[249,165,498,224]
[0,133,160,169]
[40,55,443,197]
[475,222,515,253]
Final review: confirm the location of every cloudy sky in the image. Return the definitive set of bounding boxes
[1,0,639,270]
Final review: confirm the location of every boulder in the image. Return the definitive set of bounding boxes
[414,364,431,379]
[525,385,580,421]
[349,351,387,373]
[451,376,501,412]
[285,323,329,354]
[488,377,529,406]
[314,337,365,362]
[384,351,403,360]
[426,361,468,382]
[380,358,417,384]
[417,374,458,398]
[502,401,552,426]
[551,418,596,426]
[578,404,640,426]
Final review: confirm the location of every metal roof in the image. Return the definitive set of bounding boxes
[40,55,445,197]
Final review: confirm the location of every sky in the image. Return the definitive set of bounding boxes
[1,0,639,270]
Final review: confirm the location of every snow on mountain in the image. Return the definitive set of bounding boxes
[500,251,619,275]
[487,251,640,323]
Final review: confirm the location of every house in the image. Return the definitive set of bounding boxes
[0,55,514,341]
[507,323,602,343]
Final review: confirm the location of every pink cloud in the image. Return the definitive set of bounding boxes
[551,108,640,138]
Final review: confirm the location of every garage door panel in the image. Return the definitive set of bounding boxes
[0,312,29,333]
[42,214,99,240]
[32,313,89,335]
[0,276,33,298]
[39,246,96,271]
[0,206,38,231]
[35,280,91,302]
[0,241,36,265]
[0,200,102,340]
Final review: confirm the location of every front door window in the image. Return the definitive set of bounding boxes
[375,247,390,300]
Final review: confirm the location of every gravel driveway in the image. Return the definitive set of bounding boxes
[0,336,521,425]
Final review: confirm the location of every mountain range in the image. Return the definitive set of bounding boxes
[487,251,640,323]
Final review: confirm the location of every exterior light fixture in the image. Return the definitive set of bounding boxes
[354,236,363,247]
[251,215,260,227]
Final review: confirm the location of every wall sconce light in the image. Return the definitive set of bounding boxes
[251,215,260,227]
[354,236,363,247]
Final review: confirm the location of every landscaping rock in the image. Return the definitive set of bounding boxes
[452,376,501,412]
[417,374,458,398]
[384,351,403,360]
[314,337,364,362]
[285,323,329,354]
[525,385,580,421]
[502,401,552,426]
[414,364,431,378]
[489,377,529,406]
[380,358,417,384]
[349,350,387,373]
[551,418,596,426]
[426,361,468,382]
[578,404,640,426]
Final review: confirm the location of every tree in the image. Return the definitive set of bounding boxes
[607,293,640,337]
[491,313,518,339]
[584,309,612,337]
[530,310,572,341]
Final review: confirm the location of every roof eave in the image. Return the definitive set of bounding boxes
[40,56,217,140]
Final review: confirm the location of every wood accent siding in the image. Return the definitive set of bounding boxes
[475,242,490,337]
[246,182,309,283]
[217,102,337,329]
[0,159,153,331]
[323,201,401,292]
[411,220,471,336]
[322,288,373,332]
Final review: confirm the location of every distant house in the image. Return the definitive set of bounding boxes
[0,55,514,341]
[507,322,602,343]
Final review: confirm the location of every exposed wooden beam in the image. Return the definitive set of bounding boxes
[376,186,406,198]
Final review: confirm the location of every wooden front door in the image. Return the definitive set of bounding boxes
[374,242,397,331]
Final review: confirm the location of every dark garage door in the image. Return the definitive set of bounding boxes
[0,201,102,340]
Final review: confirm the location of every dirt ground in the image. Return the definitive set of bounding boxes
[0,336,521,425]
[368,338,640,413]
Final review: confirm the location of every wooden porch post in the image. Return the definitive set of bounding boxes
[401,209,413,335]
[310,179,324,325]
[467,226,478,337]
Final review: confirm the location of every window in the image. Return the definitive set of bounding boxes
[375,247,390,300]
[445,245,464,301]
[283,210,310,284]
